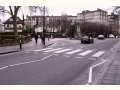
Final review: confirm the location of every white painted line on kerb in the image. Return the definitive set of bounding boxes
[65,49,82,55]
[32,48,53,52]
[92,51,105,58]
[54,49,72,53]
[86,59,107,85]
[43,48,62,52]
[0,54,54,70]
[78,50,93,56]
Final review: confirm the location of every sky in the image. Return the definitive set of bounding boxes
[44,0,120,15]
[0,0,120,21]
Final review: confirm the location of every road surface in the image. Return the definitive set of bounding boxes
[0,38,119,85]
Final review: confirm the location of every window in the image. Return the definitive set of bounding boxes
[6,24,9,27]
[10,24,13,28]
[17,24,22,28]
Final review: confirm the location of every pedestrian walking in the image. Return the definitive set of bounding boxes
[42,36,45,45]
[34,34,38,45]
[40,34,46,48]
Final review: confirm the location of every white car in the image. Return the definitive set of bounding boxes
[109,34,114,38]
[97,35,105,40]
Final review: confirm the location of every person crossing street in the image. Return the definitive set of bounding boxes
[34,33,38,45]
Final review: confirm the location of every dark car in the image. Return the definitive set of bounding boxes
[97,35,105,40]
[81,36,94,44]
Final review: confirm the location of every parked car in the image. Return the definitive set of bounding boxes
[97,35,105,40]
[109,34,114,38]
[81,36,94,44]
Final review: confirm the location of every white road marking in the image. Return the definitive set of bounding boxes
[32,48,53,52]
[75,57,83,59]
[87,59,107,84]
[78,50,93,56]
[92,51,105,57]
[0,66,9,70]
[54,49,72,53]
[65,49,82,55]
[43,48,62,52]
[0,54,54,70]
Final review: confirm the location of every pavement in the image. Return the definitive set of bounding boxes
[92,38,120,85]
[0,38,58,55]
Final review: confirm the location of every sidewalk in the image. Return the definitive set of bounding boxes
[0,38,56,55]
[94,40,120,85]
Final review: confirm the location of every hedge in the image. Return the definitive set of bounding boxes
[0,35,32,47]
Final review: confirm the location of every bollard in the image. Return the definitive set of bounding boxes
[19,35,22,51]
[20,39,22,50]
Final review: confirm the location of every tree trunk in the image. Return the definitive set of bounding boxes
[13,16,18,35]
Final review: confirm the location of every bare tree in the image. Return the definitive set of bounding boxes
[0,6,21,35]
[113,6,120,15]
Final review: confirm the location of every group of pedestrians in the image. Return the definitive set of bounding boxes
[34,33,45,46]
[18,33,46,51]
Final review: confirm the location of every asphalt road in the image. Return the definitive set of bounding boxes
[0,38,119,85]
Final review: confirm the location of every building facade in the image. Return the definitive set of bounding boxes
[77,8,120,37]
[77,8,108,25]
[108,13,119,35]
[25,9,120,37]
[4,17,24,32]
[0,19,4,32]
[25,15,77,33]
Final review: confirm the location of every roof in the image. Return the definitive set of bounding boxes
[27,15,77,18]
[4,17,24,24]
[77,8,107,15]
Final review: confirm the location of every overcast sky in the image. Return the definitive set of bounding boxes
[44,0,120,15]
[0,0,120,21]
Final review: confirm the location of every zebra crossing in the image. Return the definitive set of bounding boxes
[78,50,93,56]
[30,47,105,58]
[92,51,105,57]
[66,49,82,55]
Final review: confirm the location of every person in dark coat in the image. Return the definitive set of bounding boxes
[34,34,38,44]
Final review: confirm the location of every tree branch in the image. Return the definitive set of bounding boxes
[0,6,11,15]
[14,6,21,16]
[9,6,14,16]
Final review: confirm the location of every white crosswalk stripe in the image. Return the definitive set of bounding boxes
[78,50,93,56]
[65,49,82,55]
[43,48,62,52]
[30,48,105,58]
[54,49,72,53]
[92,51,105,57]
[32,48,52,52]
